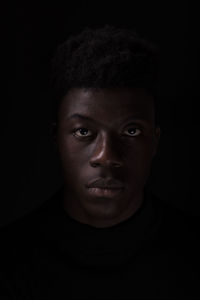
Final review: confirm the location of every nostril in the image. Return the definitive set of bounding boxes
[90,161,122,168]
[91,162,99,168]
[113,163,121,168]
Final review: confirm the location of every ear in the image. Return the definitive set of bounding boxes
[152,126,161,157]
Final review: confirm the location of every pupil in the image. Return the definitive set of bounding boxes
[80,128,88,135]
[129,128,135,134]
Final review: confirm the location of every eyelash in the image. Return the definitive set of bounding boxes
[72,126,142,139]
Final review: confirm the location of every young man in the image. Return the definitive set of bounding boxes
[1,25,199,299]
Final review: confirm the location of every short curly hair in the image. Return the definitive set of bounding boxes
[50,25,160,125]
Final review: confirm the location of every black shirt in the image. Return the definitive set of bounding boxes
[1,186,199,299]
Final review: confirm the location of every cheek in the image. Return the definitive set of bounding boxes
[124,138,154,160]
[57,136,90,172]
[58,134,154,176]
[124,142,154,177]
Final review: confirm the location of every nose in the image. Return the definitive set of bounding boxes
[90,134,123,168]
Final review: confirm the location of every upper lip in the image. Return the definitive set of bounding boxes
[86,178,124,189]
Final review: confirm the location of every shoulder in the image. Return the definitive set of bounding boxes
[150,191,200,264]
[1,187,64,258]
[1,204,46,259]
[160,199,199,239]
[149,189,199,237]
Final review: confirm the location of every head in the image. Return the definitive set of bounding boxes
[50,25,161,228]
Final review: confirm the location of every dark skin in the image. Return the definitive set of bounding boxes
[52,87,161,228]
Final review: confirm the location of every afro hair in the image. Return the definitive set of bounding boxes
[50,25,160,124]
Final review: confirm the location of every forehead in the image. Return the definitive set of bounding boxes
[58,87,155,123]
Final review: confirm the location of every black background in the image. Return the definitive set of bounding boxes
[2,1,199,226]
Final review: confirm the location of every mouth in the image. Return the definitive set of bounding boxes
[86,177,125,198]
[86,178,124,189]
[86,187,124,198]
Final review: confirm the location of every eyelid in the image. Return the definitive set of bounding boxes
[72,124,142,139]
[72,127,93,138]
[123,127,142,136]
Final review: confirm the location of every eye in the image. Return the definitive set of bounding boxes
[123,127,142,137]
[72,127,93,138]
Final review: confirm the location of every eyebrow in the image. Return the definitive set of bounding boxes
[66,113,148,124]
[67,113,98,123]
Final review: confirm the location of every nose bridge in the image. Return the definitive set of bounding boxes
[90,132,122,167]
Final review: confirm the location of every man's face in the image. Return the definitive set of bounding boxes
[53,87,160,228]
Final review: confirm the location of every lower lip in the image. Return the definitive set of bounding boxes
[87,187,124,198]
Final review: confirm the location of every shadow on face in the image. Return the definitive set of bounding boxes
[51,87,161,228]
